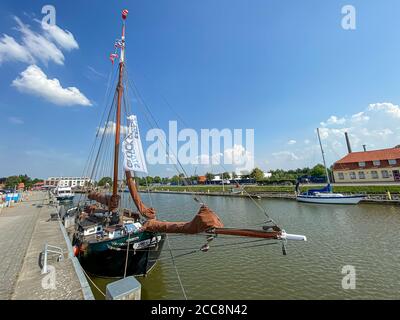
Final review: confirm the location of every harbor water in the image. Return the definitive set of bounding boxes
[73,193,400,300]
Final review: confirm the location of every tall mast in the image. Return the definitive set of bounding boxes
[112,9,128,198]
[316,128,331,184]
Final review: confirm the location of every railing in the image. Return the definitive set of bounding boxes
[39,243,64,274]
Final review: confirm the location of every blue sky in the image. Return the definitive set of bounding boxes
[1,0,400,178]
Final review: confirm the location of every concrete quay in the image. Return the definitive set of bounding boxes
[0,191,93,300]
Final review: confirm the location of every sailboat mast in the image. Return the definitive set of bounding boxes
[112,11,128,197]
[316,128,331,184]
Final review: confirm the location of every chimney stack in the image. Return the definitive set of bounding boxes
[344,132,352,153]
[363,144,367,152]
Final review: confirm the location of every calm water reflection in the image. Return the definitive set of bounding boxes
[79,193,400,300]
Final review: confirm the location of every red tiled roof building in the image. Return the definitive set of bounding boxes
[333,147,400,183]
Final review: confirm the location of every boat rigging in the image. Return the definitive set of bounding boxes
[71,9,307,279]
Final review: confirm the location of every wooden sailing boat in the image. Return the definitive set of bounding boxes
[72,9,306,278]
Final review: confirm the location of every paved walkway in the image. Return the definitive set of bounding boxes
[0,191,89,300]
[0,192,42,299]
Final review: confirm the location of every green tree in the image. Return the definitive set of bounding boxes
[189,175,199,184]
[221,172,231,180]
[170,175,181,185]
[250,167,265,181]
[98,177,112,187]
[5,176,20,189]
[161,177,170,185]
[153,176,161,184]
[310,164,326,177]
[205,172,215,182]
[145,176,154,184]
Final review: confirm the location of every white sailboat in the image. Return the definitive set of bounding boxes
[296,128,365,205]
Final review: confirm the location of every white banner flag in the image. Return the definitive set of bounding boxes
[122,115,148,174]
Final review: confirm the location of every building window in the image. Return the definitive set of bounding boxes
[388,159,397,165]
[358,162,366,167]
[373,160,381,166]
[382,170,389,178]
[350,172,356,180]
[371,171,379,179]
[338,172,344,180]
[358,171,365,179]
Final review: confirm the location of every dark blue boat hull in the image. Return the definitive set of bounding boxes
[77,232,165,277]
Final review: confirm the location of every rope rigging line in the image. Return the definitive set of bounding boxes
[81,65,117,178]
[122,61,279,228]
[123,63,207,206]
[89,93,117,183]
[166,235,188,300]
[155,240,279,262]
[121,71,155,208]
[108,237,279,254]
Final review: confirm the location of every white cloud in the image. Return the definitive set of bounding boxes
[98,121,128,135]
[196,153,223,165]
[8,116,24,124]
[12,65,92,106]
[368,102,400,118]
[272,151,300,161]
[14,17,65,65]
[224,144,253,166]
[0,34,33,64]
[194,144,254,173]
[0,16,79,66]
[270,102,400,170]
[42,24,79,51]
[351,111,369,123]
[320,115,346,127]
[288,140,297,145]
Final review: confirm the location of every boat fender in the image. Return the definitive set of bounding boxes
[73,245,79,257]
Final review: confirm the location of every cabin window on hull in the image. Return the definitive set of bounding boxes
[388,159,397,165]
[350,172,356,180]
[382,170,389,178]
[338,172,344,180]
[371,171,379,179]
[358,172,366,179]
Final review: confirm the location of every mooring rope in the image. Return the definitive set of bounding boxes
[81,268,106,297]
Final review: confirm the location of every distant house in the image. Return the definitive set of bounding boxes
[17,182,25,190]
[32,182,44,190]
[197,176,207,184]
[44,177,92,188]
[263,171,272,179]
[333,146,400,183]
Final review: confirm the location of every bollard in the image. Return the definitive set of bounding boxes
[106,276,141,300]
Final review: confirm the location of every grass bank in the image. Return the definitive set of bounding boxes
[139,185,400,194]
